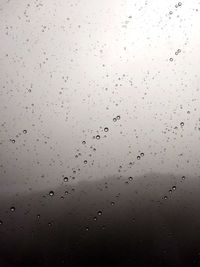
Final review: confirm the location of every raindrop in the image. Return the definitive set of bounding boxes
[182,176,185,180]
[140,152,144,157]
[63,177,68,182]
[10,207,15,212]
[84,160,87,164]
[49,191,54,196]
[96,135,100,140]
[93,216,97,221]
[97,211,102,216]
[104,127,109,132]
[178,2,182,6]
[180,122,184,127]
[172,186,176,191]
[113,118,117,122]
[111,201,115,206]
[169,58,173,61]
[164,196,168,200]
[129,176,133,181]
[116,115,121,120]
[137,156,141,160]
[23,130,27,134]
[82,141,86,145]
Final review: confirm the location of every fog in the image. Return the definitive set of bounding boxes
[1,1,200,192]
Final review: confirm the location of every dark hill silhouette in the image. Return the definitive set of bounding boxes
[0,172,200,267]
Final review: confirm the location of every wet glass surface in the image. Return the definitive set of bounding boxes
[0,0,200,266]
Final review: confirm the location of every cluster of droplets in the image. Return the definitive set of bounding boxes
[113,115,120,122]
[137,152,144,160]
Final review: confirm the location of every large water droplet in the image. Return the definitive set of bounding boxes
[97,210,102,216]
[63,177,68,182]
[49,191,54,196]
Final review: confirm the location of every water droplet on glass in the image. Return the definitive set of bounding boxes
[129,176,133,181]
[116,115,121,120]
[63,177,68,182]
[104,127,109,132]
[96,135,100,140]
[0,220,3,225]
[84,160,87,164]
[49,191,54,196]
[82,141,86,145]
[10,207,15,212]
[140,152,144,157]
[97,211,102,216]
[169,58,173,61]
[180,122,184,127]
[137,156,141,160]
[93,216,97,221]
[113,118,117,122]
[172,186,176,191]
[23,130,27,134]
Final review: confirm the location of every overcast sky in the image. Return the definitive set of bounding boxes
[1,0,200,194]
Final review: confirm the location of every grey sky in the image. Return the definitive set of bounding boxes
[1,0,200,194]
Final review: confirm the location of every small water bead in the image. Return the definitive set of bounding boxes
[129,176,133,181]
[178,2,182,6]
[180,122,184,127]
[11,139,15,143]
[169,189,172,193]
[164,196,168,200]
[85,227,89,231]
[37,214,40,219]
[116,115,121,120]
[82,141,86,145]
[23,130,27,134]
[113,117,117,122]
[104,127,109,132]
[65,191,69,195]
[97,211,102,216]
[172,186,176,191]
[169,11,173,15]
[93,216,97,221]
[140,152,144,157]
[182,175,185,180]
[137,156,141,160]
[10,207,15,212]
[63,177,68,182]
[0,220,3,225]
[84,160,87,164]
[96,135,100,140]
[169,58,173,61]
[111,201,115,206]
[49,191,54,196]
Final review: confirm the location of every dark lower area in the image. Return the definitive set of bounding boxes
[0,173,200,267]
